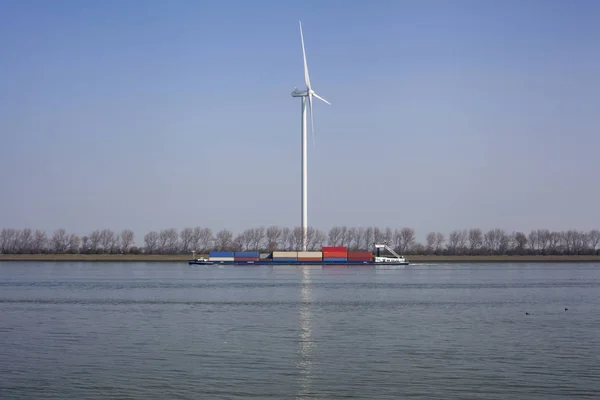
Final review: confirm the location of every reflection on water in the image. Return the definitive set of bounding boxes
[297,267,313,399]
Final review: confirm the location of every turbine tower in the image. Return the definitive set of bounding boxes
[291,21,330,252]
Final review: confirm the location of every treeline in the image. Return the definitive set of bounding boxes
[1,227,599,256]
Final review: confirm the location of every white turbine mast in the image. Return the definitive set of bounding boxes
[291,21,330,252]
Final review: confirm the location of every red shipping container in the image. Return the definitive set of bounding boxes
[234,257,259,261]
[322,246,347,252]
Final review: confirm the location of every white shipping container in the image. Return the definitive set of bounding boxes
[209,257,235,262]
[272,251,298,258]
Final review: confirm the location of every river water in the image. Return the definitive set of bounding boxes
[1,261,599,399]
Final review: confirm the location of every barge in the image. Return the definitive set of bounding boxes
[188,244,409,266]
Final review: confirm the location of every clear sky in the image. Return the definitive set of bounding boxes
[1,0,599,242]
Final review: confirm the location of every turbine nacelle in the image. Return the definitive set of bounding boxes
[291,88,308,97]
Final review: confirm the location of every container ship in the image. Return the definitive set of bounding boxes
[188,244,409,266]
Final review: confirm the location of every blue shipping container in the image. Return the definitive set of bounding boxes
[209,251,234,257]
[234,251,260,258]
[322,258,348,262]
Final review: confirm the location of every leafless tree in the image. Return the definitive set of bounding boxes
[67,234,80,254]
[214,229,233,251]
[17,229,33,253]
[448,231,462,254]
[120,229,135,253]
[328,227,342,246]
[399,227,416,254]
[249,227,266,251]
[307,227,325,250]
[281,227,293,250]
[144,231,159,254]
[180,228,194,253]
[197,228,213,253]
[468,229,483,254]
[434,232,445,253]
[50,229,70,254]
[426,232,436,253]
[234,229,252,251]
[0,228,18,253]
[589,230,600,253]
[32,230,48,253]
[89,230,102,253]
[514,232,527,254]
[266,226,282,252]
[81,236,90,253]
[100,229,115,253]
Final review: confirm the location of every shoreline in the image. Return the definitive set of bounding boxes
[0,254,599,263]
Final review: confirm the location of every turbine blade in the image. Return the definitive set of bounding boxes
[299,21,311,90]
[309,93,315,148]
[312,92,331,105]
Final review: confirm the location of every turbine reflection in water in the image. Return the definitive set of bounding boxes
[297,266,315,399]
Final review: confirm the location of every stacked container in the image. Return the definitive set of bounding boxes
[234,251,259,262]
[209,251,234,262]
[347,251,373,262]
[322,246,348,262]
[297,251,322,262]
[272,251,298,262]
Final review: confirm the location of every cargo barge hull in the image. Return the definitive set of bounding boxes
[188,259,409,266]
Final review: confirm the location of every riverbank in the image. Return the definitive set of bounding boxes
[1,254,599,263]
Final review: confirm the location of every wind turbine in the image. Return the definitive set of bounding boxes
[291,21,330,252]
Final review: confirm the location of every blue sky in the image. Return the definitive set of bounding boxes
[1,0,599,241]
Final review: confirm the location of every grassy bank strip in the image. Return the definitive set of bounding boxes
[1,254,600,263]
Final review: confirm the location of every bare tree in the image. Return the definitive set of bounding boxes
[32,230,48,253]
[197,228,213,253]
[0,228,18,254]
[266,226,282,252]
[67,234,80,254]
[17,229,33,253]
[89,230,102,253]
[165,228,179,253]
[527,230,539,253]
[81,236,90,253]
[99,229,115,253]
[514,232,527,254]
[426,232,436,254]
[234,229,252,251]
[589,230,600,254]
[373,227,385,243]
[215,229,233,251]
[363,227,374,250]
[119,229,134,253]
[354,227,365,251]
[51,229,70,254]
[281,227,293,250]
[144,231,159,254]
[328,227,342,246]
[180,228,194,253]
[307,227,325,250]
[249,227,266,251]
[399,227,416,254]
[434,232,445,253]
[457,230,468,254]
[448,231,461,254]
[468,229,483,254]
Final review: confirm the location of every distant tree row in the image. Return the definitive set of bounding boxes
[1,227,599,256]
